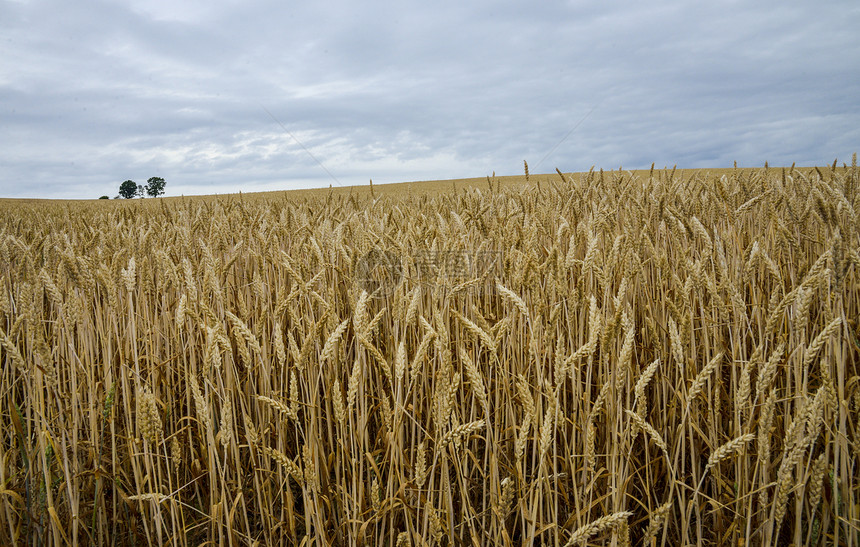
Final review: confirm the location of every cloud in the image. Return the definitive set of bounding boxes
[1,0,859,198]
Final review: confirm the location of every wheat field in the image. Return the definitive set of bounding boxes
[1,162,859,546]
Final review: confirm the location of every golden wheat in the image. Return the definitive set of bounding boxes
[0,164,856,546]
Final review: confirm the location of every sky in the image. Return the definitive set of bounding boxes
[1,0,859,199]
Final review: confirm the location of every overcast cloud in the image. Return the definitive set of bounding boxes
[1,0,859,199]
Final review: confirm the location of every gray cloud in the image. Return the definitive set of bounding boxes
[1,0,858,198]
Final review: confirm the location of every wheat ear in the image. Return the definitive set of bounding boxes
[564,512,632,547]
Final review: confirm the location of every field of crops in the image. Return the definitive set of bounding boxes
[1,162,859,546]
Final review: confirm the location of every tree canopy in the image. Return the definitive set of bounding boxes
[145,177,166,197]
[119,180,137,199]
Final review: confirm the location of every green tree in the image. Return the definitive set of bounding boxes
[145,177,166,197]
[119,180,137,199]
[98,195,109,200]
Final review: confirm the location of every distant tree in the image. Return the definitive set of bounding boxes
[136,184,145,198]
[119,180,137,199]
[145,177,166,197]
[99,195,109,200]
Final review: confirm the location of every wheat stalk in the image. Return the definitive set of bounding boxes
[706,433,754,472]
[261,446,303,481]
[451,310,497,353]
[460,347,489,416]
[755,341,785,402]
[625,409,668,456]
[439,420,485,450]
[564,512,632,547]
[321,318,350,365]
[496,281,530,319]
[258,394,298,422]
[688,352,724,404]
[802,318,841,369]
[643,502,673,545]
[137,386,162,444]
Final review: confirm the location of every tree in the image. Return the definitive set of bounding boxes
[136,184,145,198]
[99,195,109,200]
[119,180,137,199]
[145,177,166,197]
